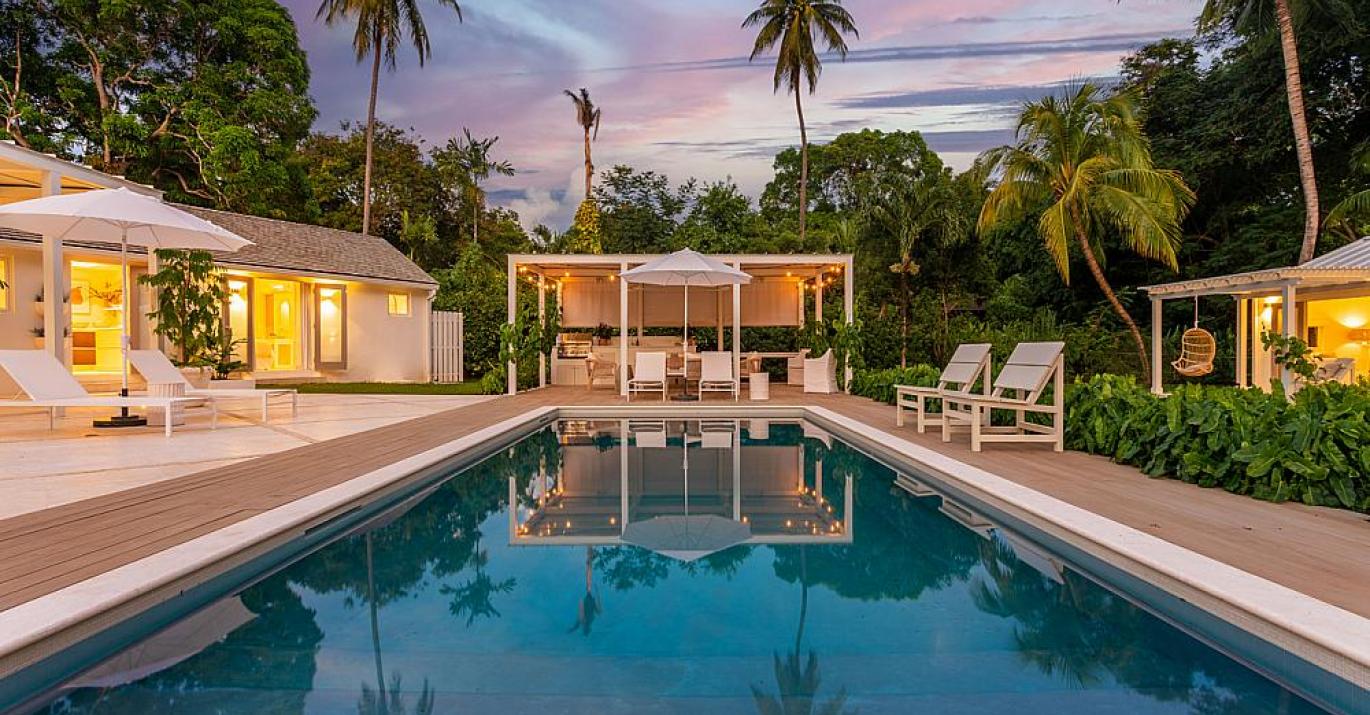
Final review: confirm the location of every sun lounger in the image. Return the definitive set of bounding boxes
[895,343,992,432]
[128,350,296,421]
[0,350,214,437]
[941,341,1064,452]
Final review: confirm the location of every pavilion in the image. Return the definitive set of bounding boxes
[505,253,854,395]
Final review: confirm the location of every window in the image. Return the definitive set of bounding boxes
[387,292,411,316]
[0,255,9,312]
[316,285,347,369]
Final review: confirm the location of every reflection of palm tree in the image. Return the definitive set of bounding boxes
[442,531,515,626]
[358,673,434,715]
[568,545,602,635]
[751,547,851,715]
[365,532,387,711]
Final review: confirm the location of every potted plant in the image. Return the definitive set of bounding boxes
[592,323,613,346]
[140,249,225,386]
[29,325,70,349]
[201,329,251,388]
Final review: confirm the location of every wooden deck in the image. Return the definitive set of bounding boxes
[1,385,1367,620]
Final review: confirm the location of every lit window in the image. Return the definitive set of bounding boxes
[387,292,411,316]
[0,255,9,311]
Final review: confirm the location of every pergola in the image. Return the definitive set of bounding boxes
[506,253,855,395]
[1144,237,1370,393]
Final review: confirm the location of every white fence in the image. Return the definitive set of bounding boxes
[430,311,464,383]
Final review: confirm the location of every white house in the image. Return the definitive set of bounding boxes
[0,141,436,388]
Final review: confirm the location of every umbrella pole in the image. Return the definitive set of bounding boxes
[94,229,147,428]
[672,282,699,401]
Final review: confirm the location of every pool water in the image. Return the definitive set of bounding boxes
[35,419,1328,713]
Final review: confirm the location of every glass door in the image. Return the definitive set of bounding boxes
[253,279,301,371]
[224,277,253,369]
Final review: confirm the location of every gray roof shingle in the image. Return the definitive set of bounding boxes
[1303,237,1370,269]
[0,207,436,288]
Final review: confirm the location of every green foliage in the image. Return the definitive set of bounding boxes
[138,249,225,365]
[849,365,941,404]
[1066,374,1370,512]
[564,199,604,253]
[433,244,504,375]
[798,314,864,389]
[199,329,247,380]
[1260,331,1318,381]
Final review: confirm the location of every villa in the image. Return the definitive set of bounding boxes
[0,141,437,387]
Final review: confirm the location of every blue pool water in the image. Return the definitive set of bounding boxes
[31,419,1330,713]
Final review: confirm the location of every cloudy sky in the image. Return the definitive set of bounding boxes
[278,0,1199,230]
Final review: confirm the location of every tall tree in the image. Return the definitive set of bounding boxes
[432,128,515,244]
[563,88,602,201]
[316,0,462,236]
[864,168,967,367]
[743,0,858,243]
[978,84,1194,383]
[1198,0,1347,263]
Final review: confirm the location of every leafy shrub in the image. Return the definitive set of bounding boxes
[1066,374,1370,512]
[849,364,940,404]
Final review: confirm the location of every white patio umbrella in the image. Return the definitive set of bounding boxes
[620,249,750,400]
[0,188,251,426]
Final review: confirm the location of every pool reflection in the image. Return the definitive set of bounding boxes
[36,420,1323,714]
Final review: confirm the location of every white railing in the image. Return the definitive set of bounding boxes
[430,310,464,383]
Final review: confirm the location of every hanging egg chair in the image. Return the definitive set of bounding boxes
[1171,297,1216,378]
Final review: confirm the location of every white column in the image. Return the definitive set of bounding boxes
[1236,298,1249,388]
[716,290,725,350]
[537,274,546,388]
[814,273,824,324]
[843,257,854,390]
[1150,297,1164,394]
[620,419,630,531]
[39,171,67,368]
[732,423,741,521]
[1281,283,1297,394]
[619,261,629,396]
[506,257,517,395]
[732,262,742,382]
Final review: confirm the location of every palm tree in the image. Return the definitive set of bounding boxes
[1325,142,1369,239]
[864,170,967,367]
[433,128,515,243]
[743,0,858,244]
[978,83,1194,383]
[564,88,602,201]
[316,0,462,236]
[1197,0,1347,263]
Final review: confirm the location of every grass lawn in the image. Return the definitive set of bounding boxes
[273,381,487,395]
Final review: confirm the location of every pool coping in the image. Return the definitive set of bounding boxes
[0,403,1366,704]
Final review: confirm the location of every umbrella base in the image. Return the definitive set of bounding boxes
[670,394,700,402]
[93,414,148,429]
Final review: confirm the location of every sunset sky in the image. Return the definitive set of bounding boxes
[278,0,1200,230]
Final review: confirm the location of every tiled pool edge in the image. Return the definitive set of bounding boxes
[802,406,1370,711]
[0,402,1365,711]
[0,406,559,705]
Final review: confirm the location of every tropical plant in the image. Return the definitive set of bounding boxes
[138,249,226,365]
[432,128,515,244]
[1325,142,1370,238]
[743,0,859,243]
[315,0,462,236]
[564,87,602,200]
[1066,374,1370,511]
[848,364,941,404]
[1260,330,1318,381]
[200,327,247,380]
[1197,0,1352,263]
[978,83,1195,385]
[864,168,966,367]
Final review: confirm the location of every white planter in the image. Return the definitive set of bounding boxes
[32,336,43,349]
[208,378,255,389]
[146,382,187,427]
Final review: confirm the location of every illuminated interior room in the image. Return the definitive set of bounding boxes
[252,279,301,372]
[1145,237,1370,393]
[68,260,129,374]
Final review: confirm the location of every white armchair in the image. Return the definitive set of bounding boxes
[803,349,838,394]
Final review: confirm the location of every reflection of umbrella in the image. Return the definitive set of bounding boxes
[621,249,750,401]
[71,597,256,687]
[0,188,250,427]
[623,514,751,562]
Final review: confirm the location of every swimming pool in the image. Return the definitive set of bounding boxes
[21,418,1343,713]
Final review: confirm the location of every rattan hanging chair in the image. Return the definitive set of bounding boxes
[1171,297,1216,378]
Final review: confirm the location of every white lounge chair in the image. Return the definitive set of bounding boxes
[941,341,1065,452]
[803,349,838,394]
[0,349,214,437]
[128,350,297,422]
[895,343,993,433]
[698,351,739,400]
[627,352,667,401]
